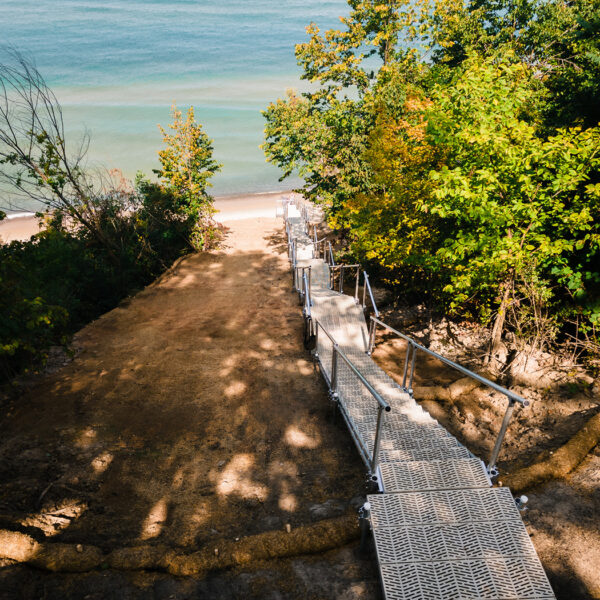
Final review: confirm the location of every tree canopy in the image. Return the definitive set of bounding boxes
[263,0,600,358]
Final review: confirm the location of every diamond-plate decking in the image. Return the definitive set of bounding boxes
[379,557,555,600]
[374,520,537,562]
[368,487,520,526]
[379,458,491,493]
[283,201,555,599]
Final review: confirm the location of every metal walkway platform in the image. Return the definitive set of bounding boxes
[282,199,555,599]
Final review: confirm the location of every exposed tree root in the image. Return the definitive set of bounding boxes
[503,412,600,493]
[413,377,480,403]
[0,514,359,575]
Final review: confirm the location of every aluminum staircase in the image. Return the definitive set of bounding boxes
[283,199,556,600]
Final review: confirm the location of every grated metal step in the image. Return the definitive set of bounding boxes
[377,440,473,464]
[373,521,537,563]
[345,403,433,424]
[379,556,555,600]
[368,489,555,599]
[358,421,457,447]
[379,458,491,493]
[368,488,520,527]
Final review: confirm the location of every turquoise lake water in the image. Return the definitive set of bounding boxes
[2,0,348,204]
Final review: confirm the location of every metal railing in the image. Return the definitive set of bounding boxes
[314,319,390,480]
[313,236,328,262]
[313,236,336,266]
[327,241,335,267]
[302,269,312,318]
[288,237,296,266]
[329,264,361,296]
[367,316,529,474]
[296,199,323,224]
[277,196,294,218]
[362,271,379,318]
[312,236,379,317]
[294,265,312,302]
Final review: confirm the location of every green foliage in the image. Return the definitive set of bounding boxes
[263,0,600,354]
[155,104,222,251]
[0,240,69,380]
[0,177,199,382]
[530,0,600,130]
[425,53,600,325]
[263,91,376,212]
[0,70,224,383]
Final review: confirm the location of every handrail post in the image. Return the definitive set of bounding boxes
[305,272,311,313]
[308,266,312,305]
[371,404,386,473]
[402,342,412,389]
[331,344,339,395]
[408,345,417,395]
[363,272,379,317]
[298,268,304,305]
[340,265,344,294]
[368,318,376,355]
[488,398,516,473]
[362,272,367,309]
[355,266,360,301]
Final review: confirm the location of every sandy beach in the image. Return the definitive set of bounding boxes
[0,191,298,243]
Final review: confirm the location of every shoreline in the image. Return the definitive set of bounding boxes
[0,190,298,242]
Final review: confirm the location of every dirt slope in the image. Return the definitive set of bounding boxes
[0,217,380,598]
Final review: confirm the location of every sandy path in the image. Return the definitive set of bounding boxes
[0,215,380,598]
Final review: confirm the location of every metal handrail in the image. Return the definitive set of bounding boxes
[328,264,361,269]
[302,270,312,317]
[362,272,380,318]
[295,265,312,303]
[329,264,361,296]
[310,237,378,320]
[288,237,296,265]
[368,315,529,473]
[314,319,390,477]
[316,322,390,410]
[328,242,335,267]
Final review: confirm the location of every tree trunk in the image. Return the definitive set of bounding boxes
[485,280,512,369]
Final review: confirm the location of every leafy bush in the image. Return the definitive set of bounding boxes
[0,86,222,383]
[0,180,202,382]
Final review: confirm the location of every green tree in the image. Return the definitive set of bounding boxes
[528,0,600,130]
[425,52,600,353]
[264,1,428,216]
[155,104,222,250]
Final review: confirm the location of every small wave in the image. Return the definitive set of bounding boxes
[4,212,36,220]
